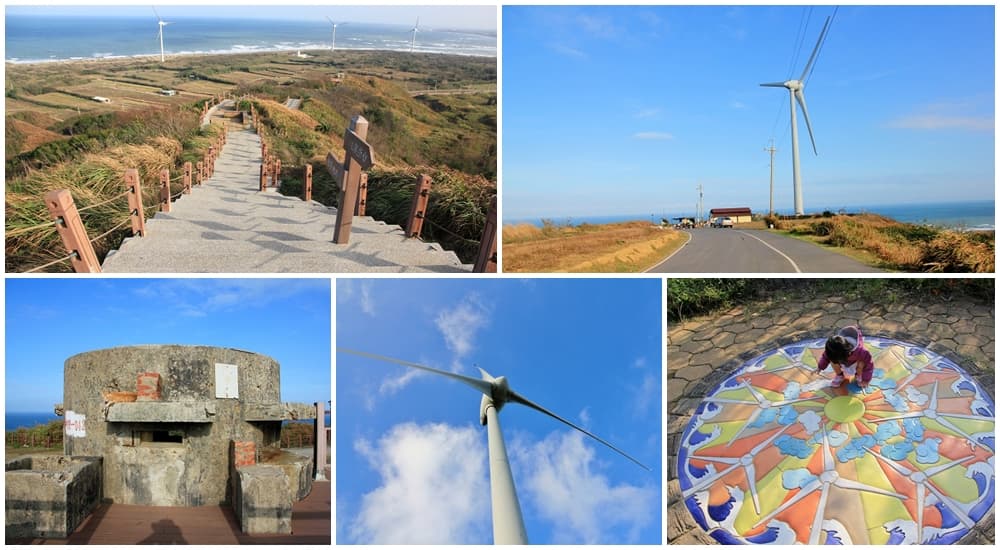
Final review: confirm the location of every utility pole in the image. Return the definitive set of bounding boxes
[765,140,777,217]
[696,182,704,225]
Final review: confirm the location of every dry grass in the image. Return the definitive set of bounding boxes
[502,221,687,272]
[779,214,995,272]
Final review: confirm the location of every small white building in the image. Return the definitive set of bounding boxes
[159,89,177,96]
[92,96,111,104]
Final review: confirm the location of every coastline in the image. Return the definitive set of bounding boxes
[6,44,496,67]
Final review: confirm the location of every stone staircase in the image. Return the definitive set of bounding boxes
[102,126,470,273]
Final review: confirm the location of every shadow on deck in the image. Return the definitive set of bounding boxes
[7,481,330,545]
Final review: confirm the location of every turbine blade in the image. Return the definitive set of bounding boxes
[338,347,493,396]
[153,6,161,21]
[799,16,831,83]
[507,389,651,471]
[326,16,334,25]
[477,367,496,382]
[795,89,818,155]
[760,81,787,88]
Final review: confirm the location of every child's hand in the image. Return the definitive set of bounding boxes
[858,380,869,388]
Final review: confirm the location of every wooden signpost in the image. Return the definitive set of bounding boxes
[332,115,374,244]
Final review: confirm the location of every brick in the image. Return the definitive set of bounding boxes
[136,372,161,401]
[233,441,256,467]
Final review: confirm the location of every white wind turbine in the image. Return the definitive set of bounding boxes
[761,16,831,216]
[409,17,420,53]
[340,348,650,544]
[153,7,171,63]
[326,17,343,52]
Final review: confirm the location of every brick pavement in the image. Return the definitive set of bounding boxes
[667,289,995,545]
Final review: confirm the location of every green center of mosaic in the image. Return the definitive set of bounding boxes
[825,395,865,423]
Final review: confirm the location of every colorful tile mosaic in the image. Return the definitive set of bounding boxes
[677,337,995,545]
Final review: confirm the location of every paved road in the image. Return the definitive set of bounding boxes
[648,228,882,273]
[102,122,469,273]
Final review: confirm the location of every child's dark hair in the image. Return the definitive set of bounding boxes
[825,335,853,364]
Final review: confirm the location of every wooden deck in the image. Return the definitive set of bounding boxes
[8,481,330,545]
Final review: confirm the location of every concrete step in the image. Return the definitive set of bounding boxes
[101,127,472,273]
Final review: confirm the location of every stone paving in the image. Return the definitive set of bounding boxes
[667,288,995,545]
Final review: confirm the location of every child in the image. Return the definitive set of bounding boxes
[816,325,874,388]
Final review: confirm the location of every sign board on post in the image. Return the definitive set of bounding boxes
[333,115,374,244]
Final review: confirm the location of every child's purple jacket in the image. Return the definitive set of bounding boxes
[817,326,875,383]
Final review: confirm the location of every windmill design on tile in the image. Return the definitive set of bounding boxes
[340,348,650,544]
[761,16,832,216]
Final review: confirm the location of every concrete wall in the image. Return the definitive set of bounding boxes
[234,465,292,534]
[5,455,102,538]
[62,345,283,506]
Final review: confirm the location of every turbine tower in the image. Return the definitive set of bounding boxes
[153,7,171,63]
[761,16,831,216]
[326,17,342,52]
[340,348,650,544]
[410,17,420,53]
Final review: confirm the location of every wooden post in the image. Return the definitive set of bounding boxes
[333,115,374,244]
[124,169,146,237]
[356,173,368,216]
[159,169,170,213]
[406,174,432,238]
[196,161,204,186]
[259,164,267,191]
[183,162,192,194]
[274,159,281,187]
[208,147,215,177]
[304,164,313,202]
[474,197,498,273]
[43,190,102,273]
[314,402,327,481]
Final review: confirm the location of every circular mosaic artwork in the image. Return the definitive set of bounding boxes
[677,337,995,545]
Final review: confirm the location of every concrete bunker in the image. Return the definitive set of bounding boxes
[8,345,319,537]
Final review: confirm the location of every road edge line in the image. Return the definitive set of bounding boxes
[737,230,802,273]
[645,230,693,273]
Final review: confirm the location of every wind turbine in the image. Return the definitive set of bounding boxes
[153,7,171,63]
[325,17,343,52]
[761,16,831,216]
[339,347,650,544]
[409,17,420,53]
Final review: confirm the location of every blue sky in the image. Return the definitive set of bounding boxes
[503,5,995,220]
[5,278,331,411]
[336,278,662,544]
[4,4,497,31]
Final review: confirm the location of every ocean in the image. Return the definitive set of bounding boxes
[508,200,995,231]
[6,411,62,430]
[5,15,496,63]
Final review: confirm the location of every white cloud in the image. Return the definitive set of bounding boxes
[134,278,327,317]
[629,372,658,419]
[634,107,662,119]
[549,42,586,59]
[730,100,746,109]
[632,131,674,140]
[359,280,375,316]
[511,431,657,544]
[435,294,490,369]
[349,423,490,544]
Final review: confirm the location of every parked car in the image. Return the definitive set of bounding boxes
[712,216,734,228]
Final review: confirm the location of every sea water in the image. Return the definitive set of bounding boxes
[5,15,496,63]
[509,200,995,231]
[5,411,62,430]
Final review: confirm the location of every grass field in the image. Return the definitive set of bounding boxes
[774,214,994,272]
[502,221,687,272]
